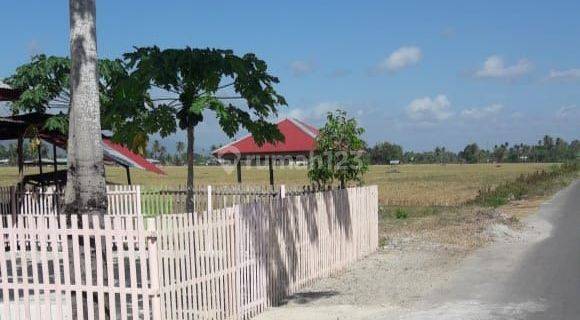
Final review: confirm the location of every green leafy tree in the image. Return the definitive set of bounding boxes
[124,46,286,211]
[308,110,369,188]
[151,140,162,159]
[492,142,509,163]
[368,141,403,164]
[4,55,173,155]
[459,143,480,164]
[176,141,186,165]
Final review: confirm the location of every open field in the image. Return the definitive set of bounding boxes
[0,163,552,206]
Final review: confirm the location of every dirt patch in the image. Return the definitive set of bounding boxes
[499,196,547,220]
[380,206,520,252]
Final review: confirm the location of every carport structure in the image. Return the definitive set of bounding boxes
[1,83,164,186]
[213,117,319,185]
[0,112,164,186]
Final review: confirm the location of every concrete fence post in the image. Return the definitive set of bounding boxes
[147,217,162,319]
[280,185,286,199]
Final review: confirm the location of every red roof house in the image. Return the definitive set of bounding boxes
[212,118,319,185]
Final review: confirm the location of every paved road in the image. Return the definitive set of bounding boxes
[411,179,580,320]
[497,180,580,319]
[257,181,580,320]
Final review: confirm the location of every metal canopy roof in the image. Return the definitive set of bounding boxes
[0,113,165,175]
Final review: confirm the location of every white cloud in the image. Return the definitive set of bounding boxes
[287,108,305,119]
[460,104,504,120]
[555,105,579,119]
[283,102,341,121]
[547,68,580,81]
[474,55,532,78]
[290,60,314,76]
[378,46,422,72]
[406,94,453,122]
[312,102,339,119]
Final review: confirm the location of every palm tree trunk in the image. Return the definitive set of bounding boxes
[64,0,107,216]
[65,1,109,318]
[186,124,195,213]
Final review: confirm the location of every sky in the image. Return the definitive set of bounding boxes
[1,0,579,153]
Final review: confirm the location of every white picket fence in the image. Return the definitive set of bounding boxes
[0,185,283,217]
[0,214,157,320]
[0,186,378,320]
[0,185,142,216]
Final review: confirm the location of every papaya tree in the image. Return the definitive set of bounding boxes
[308,110,368,188]
[4,54,174,155]
[124,46,286,211]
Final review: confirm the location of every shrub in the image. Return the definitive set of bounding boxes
[395,208,408,219]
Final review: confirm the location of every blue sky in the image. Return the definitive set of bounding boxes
[1,1,579,152]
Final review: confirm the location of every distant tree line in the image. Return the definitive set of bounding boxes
[3,134,578,166]
[367,135,579,164]
[0,139,212,166]
[0,141,59,165]
[141,140,216,166]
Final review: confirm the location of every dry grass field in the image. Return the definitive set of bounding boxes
[0,163,552,206]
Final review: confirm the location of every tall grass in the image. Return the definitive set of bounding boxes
[0,163,557,207]
[472,161,579,207]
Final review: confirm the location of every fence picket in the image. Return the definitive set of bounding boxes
[0,186,377,320]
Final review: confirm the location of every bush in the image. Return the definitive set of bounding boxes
[395,208,408,219]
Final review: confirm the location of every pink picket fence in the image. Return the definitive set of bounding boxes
[0,186,378,320]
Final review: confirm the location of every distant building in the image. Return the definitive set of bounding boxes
[389,160,400,165]
[205,158,220,166]
[212,118,319,185]
[146,158,161,165]
[0,159,8,166]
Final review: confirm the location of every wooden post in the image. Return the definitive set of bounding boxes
[268,156,274,186]
[52,143,58,173]
[38,145,44,192]
[146,217,162,320]
[17,136,24,181]
[236,160,242,184]
[9,186,17,221]
[38,145,43,176]
[125,165,132,185]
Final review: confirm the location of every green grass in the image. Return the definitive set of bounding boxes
[472,162,579,207]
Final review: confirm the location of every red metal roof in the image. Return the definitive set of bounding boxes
[102,138,165,175]
[213,118,319,157]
